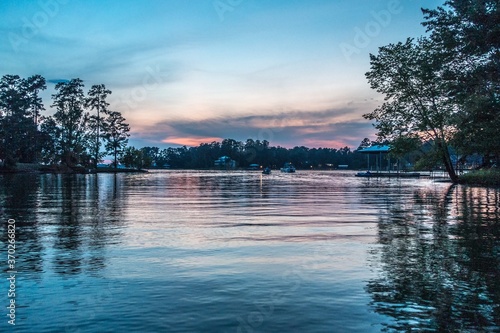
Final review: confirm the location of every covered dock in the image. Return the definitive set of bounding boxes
[356,145,420,178]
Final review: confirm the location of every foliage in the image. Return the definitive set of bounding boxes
[356,138,373,151]
[0,74,131,170]
[422,0,500,166]
[364,1,500,182]
[364,37,458,181]
[120,146,148,169]
[0,74,46,165]
[103,111,130,168]
[126,139,367,170]
[50,78,89,166]
[458,169,500,186]
[86,84,112,168]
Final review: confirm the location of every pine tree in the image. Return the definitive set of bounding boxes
[86,84,112,168]
[104,111,130,168]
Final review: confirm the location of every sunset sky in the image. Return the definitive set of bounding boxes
[1,0,444,149]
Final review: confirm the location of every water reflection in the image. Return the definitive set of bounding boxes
[0,174,44,275]
[367,184,500,332]
[0,174,125,278]
[2,171,500,332]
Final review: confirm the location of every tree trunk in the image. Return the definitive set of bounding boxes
[95,107,99,169]
[438,140,458,183]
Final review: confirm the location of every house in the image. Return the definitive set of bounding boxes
[214,156,236,169]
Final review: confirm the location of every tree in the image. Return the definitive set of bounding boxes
[0,74,47,166]
[23,75,46,162]
[356,138,373,151]
[23,75,46,126]
[86,84,111,168]
[422,0,500,166]
[51,78,88,166]
[0,75,28,166]
[364,38,459,182]
[140,146,159,168]
[103,111,130,168]
[39,115,59,164]
[120,146,148,169]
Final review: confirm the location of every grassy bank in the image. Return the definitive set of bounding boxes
[458,169,500,187]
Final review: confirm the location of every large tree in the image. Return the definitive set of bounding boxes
[86,84,111,168]
[23,74,46,162]
[422,0,500,166]
[364,37,459,182]
[51,78,89,166]
[104,111,130,168]
[0,74,46,165]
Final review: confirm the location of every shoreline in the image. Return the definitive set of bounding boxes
[2,164,499,187]
[0,164,148,174]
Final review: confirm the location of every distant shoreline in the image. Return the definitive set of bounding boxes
[0,163,147,174]
[2,164,499,187]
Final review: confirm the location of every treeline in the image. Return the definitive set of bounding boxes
[364,0,499,182]
[122,138,368,170]
[0,75,130,169]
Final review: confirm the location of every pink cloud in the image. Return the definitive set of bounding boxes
[162,136,223,147]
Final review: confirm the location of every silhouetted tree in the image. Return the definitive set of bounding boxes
[422,0,500,166]
[51,78,88,166]
[364,38,458,182]
[103,111,129,168]
[0,74,47,166]
[86,84,111,168]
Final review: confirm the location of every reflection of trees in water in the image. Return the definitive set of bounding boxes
[0,174,125,278]
[48,174,125,276]
[0,174,44,276]
[367,184,500,332]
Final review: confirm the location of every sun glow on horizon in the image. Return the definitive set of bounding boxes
[162,136,225,147]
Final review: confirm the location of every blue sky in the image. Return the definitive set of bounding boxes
[0,0,444,149]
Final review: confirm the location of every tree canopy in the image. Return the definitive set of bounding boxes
[0,74,130,169]
[120,140,366,170]
[364,0,499,182]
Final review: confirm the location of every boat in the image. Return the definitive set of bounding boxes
[262,167,271,175]
[280,163,296,173]
[355,171,373,177]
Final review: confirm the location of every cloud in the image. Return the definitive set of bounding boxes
[162,136,224,147]
[132,107,376,149]
[47,78,70,84]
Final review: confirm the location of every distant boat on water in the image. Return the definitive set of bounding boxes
[280,163,296,173]
[262,167,271,175]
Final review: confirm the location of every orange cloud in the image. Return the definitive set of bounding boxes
[162,136,223,147]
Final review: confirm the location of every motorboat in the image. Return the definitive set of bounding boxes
[262,167,271,175]
[280,163,296,173]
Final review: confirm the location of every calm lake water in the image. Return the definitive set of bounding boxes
[1,170,499,332]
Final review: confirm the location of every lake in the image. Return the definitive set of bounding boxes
[1,170,499,332]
